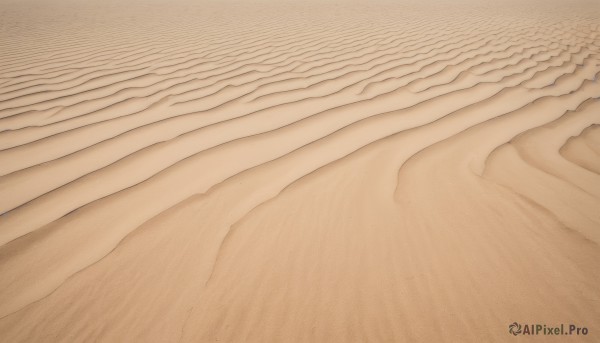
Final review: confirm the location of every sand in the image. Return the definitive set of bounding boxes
[0,0,599,341]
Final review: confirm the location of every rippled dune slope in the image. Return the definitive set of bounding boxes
[1,0,599,341]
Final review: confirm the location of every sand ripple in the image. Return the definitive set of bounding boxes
[0,0,599,341]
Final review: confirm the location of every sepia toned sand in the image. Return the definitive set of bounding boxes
[1,0,599,341]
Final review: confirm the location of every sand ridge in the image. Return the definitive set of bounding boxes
[0,0,599,341]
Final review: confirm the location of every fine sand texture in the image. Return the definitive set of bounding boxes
[1,0,600,341]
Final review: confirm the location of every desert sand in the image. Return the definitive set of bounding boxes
[0,0,599,341]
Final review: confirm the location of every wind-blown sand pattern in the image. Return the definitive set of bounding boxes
[1,0,600,341]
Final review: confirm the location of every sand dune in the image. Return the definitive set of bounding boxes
[1,0,599,341]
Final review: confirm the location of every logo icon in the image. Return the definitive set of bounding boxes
[509,322,522,336]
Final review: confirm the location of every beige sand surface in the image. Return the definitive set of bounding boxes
[1,0,599,341]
